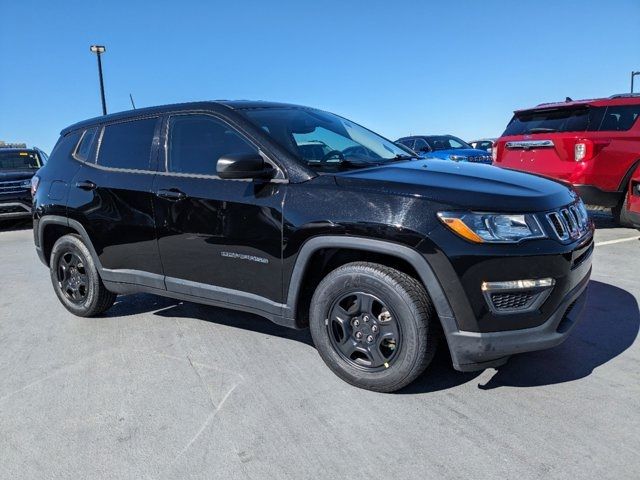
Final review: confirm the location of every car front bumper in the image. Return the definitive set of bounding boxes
[446,267,590,371]
[0,192,32,219]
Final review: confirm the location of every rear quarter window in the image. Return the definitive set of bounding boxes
[598,105,640,131]
[49,132,83,163]
[74,127,98,162]
[97,117,158,170]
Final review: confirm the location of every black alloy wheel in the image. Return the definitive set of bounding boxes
[56,251,89,304]
[328,292,401,371]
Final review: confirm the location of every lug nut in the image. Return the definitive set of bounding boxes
[363,315,369,323]
[355,331,363,340]
[371,325,379,333]
[366,335,374,343]
[353,319,360,327]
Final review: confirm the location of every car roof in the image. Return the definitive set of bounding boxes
[515,94,640,114]
[60,100,314,135]
[0,148,37,153]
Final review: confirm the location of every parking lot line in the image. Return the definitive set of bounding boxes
[594,236,639,247]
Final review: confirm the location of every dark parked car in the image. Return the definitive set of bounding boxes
[468,138,497,153]
[396,135,492,164]
[0,146,47,221]
[33,101,593,392]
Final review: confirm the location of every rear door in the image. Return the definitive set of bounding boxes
[67,117,164,289]
[152,113,286,309]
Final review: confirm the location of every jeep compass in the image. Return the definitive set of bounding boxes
[33,101,593,392]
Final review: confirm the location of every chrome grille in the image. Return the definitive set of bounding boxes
[0,180,29,195]
[546,202,590,241]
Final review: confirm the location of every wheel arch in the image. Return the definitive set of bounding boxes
[284,236,456,331]
[38,216,103,270]
[618,158,640,193]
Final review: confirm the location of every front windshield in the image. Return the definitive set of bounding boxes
[424,135,471,151]
[240,108,412,171]
[0,150,41,170]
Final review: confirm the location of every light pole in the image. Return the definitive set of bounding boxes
[631,71,640,94]
[90,45,107,115]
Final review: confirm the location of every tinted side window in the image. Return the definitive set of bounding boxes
[400,139,414,149]
[168,115,257,175]
[599,105,640,131]
[75,127,98,162]
[413,138,429,152]
[97,118,157,170]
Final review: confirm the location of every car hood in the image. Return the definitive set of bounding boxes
[0,170,35,181]
[334,159,576,212]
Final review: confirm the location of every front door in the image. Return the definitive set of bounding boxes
[152,113,285,310]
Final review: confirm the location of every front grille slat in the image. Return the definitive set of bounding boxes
[0,180,29,195]
[546,201,590,242]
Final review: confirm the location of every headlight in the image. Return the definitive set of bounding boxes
[437,211,547,243]
[449,154,467,161]
[20,179,32,189]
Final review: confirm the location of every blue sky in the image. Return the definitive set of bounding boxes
[1,0,639,153]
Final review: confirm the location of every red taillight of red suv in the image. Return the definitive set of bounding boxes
[574,139,594,162]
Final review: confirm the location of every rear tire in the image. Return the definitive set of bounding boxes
[49,234,116,317]
[612,196,634,228]
[309,262,438,393]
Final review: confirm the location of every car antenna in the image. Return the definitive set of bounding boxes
[565,96,573,102]
[129,93,136,110]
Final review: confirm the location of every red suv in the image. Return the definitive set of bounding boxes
[494,94,640,226]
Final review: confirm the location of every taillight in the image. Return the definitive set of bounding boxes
[491,144,498,163]
[574,139,594,162]
[31,175,40,196]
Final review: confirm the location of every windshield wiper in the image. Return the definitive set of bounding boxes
[388,154,418,162]
[528,127,557,133]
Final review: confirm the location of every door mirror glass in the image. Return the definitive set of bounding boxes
[217,153,274,180]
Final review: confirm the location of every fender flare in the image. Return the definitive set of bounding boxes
[283,236,458,334]
[618,159,640,193]
[37,215,104,270]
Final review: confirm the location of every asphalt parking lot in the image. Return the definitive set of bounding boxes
[0,216,638,480]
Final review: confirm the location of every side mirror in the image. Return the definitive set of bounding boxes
[217,153,274,180]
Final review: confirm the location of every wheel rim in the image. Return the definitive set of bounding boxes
[56,251,89,304]
[327,292,401,371]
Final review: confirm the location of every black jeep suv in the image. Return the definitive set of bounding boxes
[1,147,47,221]
[33,101,593,392]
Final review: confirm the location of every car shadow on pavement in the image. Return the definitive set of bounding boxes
[477,280,639,390]
[400,280,639,394]
[106,280,638,394]
[106,292,314,346]
[0,219,32,232]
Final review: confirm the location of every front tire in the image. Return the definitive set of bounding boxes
[49,234,116,317]
[309,262,438,392]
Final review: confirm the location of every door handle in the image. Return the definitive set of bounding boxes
[156,188,187,201]
[75,180,97,191]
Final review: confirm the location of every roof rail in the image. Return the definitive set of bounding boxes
[0,142,27,149]
[609,93,640,99]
